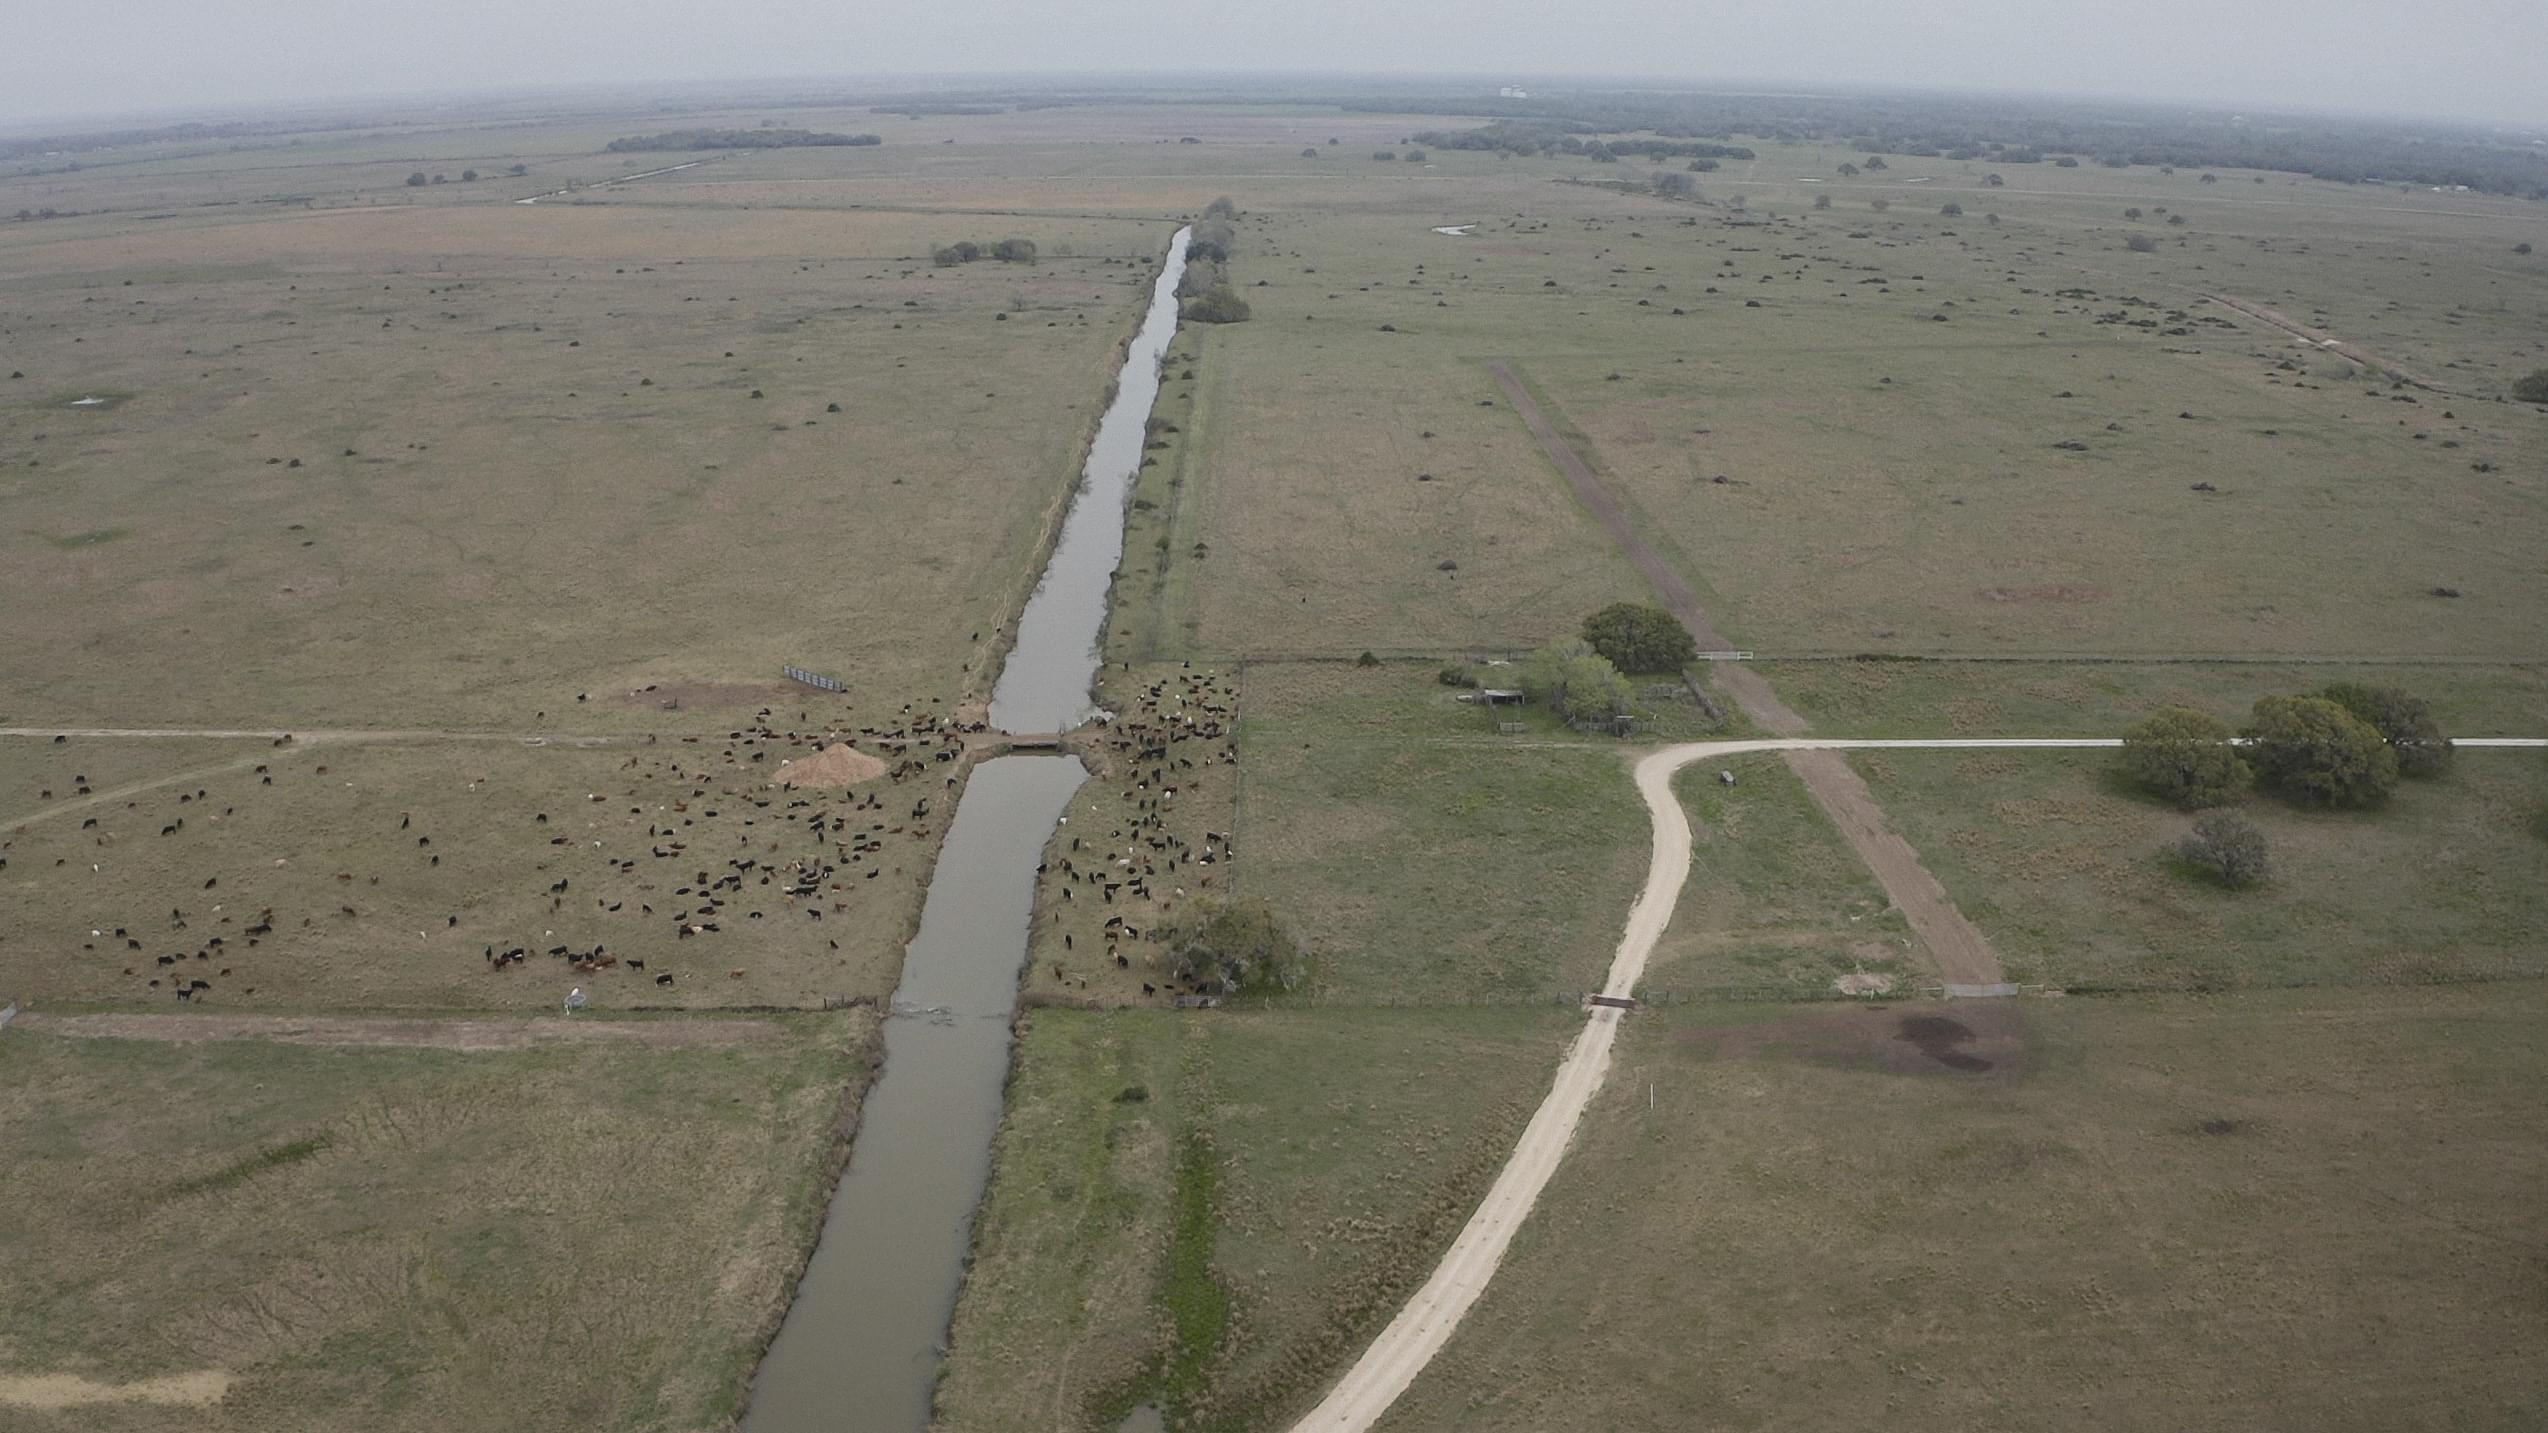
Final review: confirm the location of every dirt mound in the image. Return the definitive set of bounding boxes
[774,742,888,788]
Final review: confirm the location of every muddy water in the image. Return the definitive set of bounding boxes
[745,226,1191,1430]
[743,756,1085,1431]
[989,225,1194,735]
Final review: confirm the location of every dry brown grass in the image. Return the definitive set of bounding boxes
[1388,985,2548,1432]
[0,1011,872,1432]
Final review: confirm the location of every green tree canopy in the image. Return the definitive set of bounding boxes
[1163,896,1305,996]
[2317,682,2450,777]
[2119,707,2246,808]
[1523,640,1634,726]
[2243,695,2398,806]
[1580,602,1697,674]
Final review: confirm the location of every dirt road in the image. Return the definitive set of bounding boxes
[1488,359,2002,984]
[1285,734,2539,1432]
[2203,293,2460,395]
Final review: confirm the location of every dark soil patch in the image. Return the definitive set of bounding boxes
[1679,1000,2027,1078]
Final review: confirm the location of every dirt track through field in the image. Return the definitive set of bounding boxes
[1288,734,2545,1431]
[9,1010,779,1051]
[2202,293,2461,395]
[1487,359,2005,987]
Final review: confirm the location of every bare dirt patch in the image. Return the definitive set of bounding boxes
[1976,584,2109,604]
[0,1371,233,1408]
[1681,999,2028,1077]
[609,680,796,713]
[773,742,890,788]
[13,1011,779,1051]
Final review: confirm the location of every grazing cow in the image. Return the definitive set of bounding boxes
[656,972,675,986]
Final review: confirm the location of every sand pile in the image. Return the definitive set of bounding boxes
[774,743,888,788]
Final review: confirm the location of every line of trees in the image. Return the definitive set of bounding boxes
[2119,684,2454,888]
[1178,198,1251,324]
[931,237,1039,266]
[604,129,879,151]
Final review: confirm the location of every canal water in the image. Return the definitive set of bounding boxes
[743,224,1193,1432]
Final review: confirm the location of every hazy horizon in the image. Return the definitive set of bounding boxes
[8,0,2546,133]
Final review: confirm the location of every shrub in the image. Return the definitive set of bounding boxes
[405,172,427,187]
[2119,707,2246,807]
[1180,286,1252,324]
[1203,196,1236,217]
[990,237,1038,264]
[2123,207,2142,219]
[1162,897,1306,995]
[1813,193,1832,209]
[1404,149,1425,163]
[1372,150,1398,161]
[2243,695,2398,806]
[2513,368,2548,404]
[1580,602,1696,674]
[1437,664,1477,688]
[2126,234,2159,252]
[2317,682,2450,777]
[2178,811,2270,888]
[1939,201,1964,216]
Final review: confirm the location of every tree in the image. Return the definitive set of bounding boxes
[2120,707,2246,808]
[2517,242,2534,255]
[1522,640,1633,726]
[991,237,1038,264]
[406,172,428,187]
[1814,193,1832,209]
[1203,195,1236,217]
[1162,896,1305,995]
[1404,149,1426,163]
[1181,286,1251,324]
[2123,207,2143,219]
[2514,368,2548,404]
[1372,150,1398,161]
[1300,147,1320,159]
[2126,234,2159,252]
[1939,201,1963,216]
[2178,811,2270,888]
[2317,682,2450,777]
[1580,602,1696,674]
[1984,173,2005,187]
[1864,155,1888,170]
[460,169,478,182]
[1652,171,1696,198]
[1836,162,1859,177]
[2243,695,2398,806]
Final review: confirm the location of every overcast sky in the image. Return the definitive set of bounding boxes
[10,0,2545,130]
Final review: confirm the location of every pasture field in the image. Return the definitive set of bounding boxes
[936,1005,1574,1433]
[1021,661,1655,1010]
[1385,985,2548,1433]
[0,1011,872,1433]
[1849,744,2548,991]
[1154,144,2545,666]
[0,732,974,1012]
[1647,755,1912,996]
[1,175,1171,732]
[1764,657,2548,737]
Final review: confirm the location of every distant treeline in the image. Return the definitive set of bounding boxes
[1358,91,2548,198]
[872,104,1008,117]
[1409,121,1755,163]
[604,129,881,152]
[0,119,252,163]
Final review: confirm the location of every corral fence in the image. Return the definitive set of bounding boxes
[783,664,845,693]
